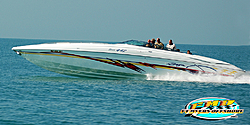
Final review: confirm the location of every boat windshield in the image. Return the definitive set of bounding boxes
[120,40,147,46]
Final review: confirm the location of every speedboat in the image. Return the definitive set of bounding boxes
[12,40,245,79]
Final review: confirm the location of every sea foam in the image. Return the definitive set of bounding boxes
[146,71,250,84]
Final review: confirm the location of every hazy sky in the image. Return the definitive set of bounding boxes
[0,0,249,45]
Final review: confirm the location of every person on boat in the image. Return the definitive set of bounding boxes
[145,39,152,47]
[166,39,176,51]
[187,50,192,54]
[154,38,164,49]
[151,38,156,47]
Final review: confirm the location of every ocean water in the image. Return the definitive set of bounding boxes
[1,38,250,124]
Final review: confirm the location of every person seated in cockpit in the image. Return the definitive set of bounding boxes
[145,39,152,47]
[154,38,164,49]
[151,38,156,47]
[166,39,176,51]
[187,50,192,54]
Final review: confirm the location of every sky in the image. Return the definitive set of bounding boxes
[0,0,249,45]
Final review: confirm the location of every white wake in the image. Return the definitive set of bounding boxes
[146,71,250,84]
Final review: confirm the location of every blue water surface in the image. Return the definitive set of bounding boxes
[0,38,249,124]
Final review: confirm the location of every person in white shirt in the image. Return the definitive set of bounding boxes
[166,39,176,51]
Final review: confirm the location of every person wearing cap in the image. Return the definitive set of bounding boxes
[166,39,176,51]
[154,38,164,49]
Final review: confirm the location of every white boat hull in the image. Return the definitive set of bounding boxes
[12,42,245,79]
